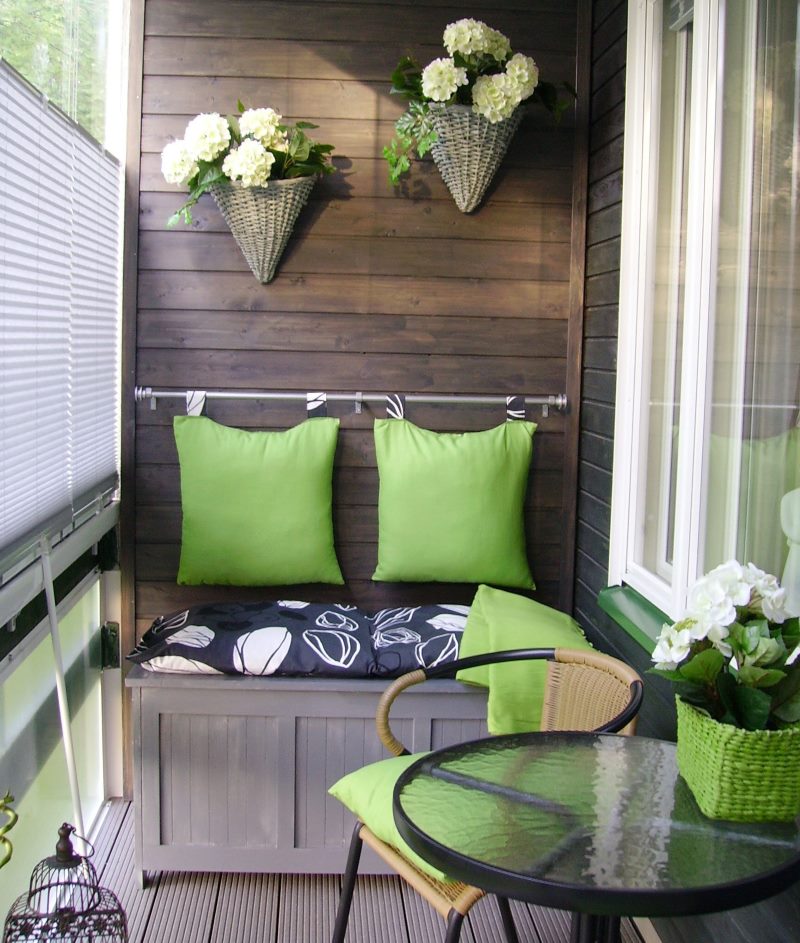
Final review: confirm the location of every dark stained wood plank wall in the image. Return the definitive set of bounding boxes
[126,0,582,648]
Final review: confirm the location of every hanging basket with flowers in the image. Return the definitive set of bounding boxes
[161,103,335,282]
[651,561,800,821]
[384,18,574,212]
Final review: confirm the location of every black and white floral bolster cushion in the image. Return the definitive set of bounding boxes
[127,600,468,677]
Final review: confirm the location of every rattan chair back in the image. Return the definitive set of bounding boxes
[332,646,644,943]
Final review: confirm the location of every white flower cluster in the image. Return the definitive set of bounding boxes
[652,560,791,669]
[161,107,292,192]
[222,138,276,187]
[506,53,540,101]
[238,107,287,150]
[183,112,231,163]
[161,139,199,186]
[443,18,510,62]
[418,20,540,124]
[472,53,539,123]
[421,57,468,102]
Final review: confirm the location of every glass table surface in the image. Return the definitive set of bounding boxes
[393,732,800,918]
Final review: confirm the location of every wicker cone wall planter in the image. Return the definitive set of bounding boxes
[210,175,317,283]
[675,697,800,822]
[430,103,523,213]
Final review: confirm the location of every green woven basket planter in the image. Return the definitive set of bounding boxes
[429,103,523,213]
[676,697,800,822]
[210,175,317,283]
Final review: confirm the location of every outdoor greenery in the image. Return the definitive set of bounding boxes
[0,0,110,141]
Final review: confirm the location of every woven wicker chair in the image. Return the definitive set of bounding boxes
[331,647,644,943]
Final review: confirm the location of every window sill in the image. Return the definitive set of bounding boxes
[598,585,668,654]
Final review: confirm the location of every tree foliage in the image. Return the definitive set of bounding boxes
[0,0,110,141]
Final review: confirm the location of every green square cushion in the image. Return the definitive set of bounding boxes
[457,584,593,733]
[328,753,450,882]
[372,419,537,588]
[174,415,344,586]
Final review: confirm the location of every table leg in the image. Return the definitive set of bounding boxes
[569,913,622,943]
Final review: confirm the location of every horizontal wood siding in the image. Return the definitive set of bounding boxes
[129,0,582,638]
[576,4,800,940]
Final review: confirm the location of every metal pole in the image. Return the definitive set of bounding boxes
[40,539,85,841]
[134,386,569,411]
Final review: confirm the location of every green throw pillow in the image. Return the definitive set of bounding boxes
[457,584,593,733]
[372,419,537,588]
[174,415,344,586]
[328,753,451,882]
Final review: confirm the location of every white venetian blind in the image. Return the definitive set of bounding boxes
[0,59,121,571]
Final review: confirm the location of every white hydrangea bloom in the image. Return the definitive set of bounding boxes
[421,57,468,102]
[703,621,733,658]
[222,139,275,187]
[184,112,231,162]
[483,25,511,62]
[761,586,790,623]
[686,561,749,631]
[505,53,539,102]
[472,73,518,122]
[239,107,285,148]
[443,18,510,61]
[652,622,693,669]
[160,139,198,186]
[444,18,487,56]
[742,562,789,622]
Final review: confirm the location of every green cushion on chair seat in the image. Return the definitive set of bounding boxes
[329,753,451,883]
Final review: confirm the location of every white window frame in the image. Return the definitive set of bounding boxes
[609,0,733,620]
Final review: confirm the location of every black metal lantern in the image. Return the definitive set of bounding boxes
[3,823,127,942]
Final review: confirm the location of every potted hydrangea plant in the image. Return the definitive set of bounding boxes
[161,103,335,283]
[651,561,800,821]
[385,18,574,212]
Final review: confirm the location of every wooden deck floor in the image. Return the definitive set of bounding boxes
[93,800,646,943]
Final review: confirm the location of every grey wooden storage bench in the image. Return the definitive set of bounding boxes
[127,666,488,883]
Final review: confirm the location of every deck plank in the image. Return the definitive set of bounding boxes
[90,801,645,943]
[209,873,281,943]
[145,870,220,943]
[278,873,340,943]
[94,805,163,943]
[348,875,409,943]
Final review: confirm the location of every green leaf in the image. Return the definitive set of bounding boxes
[678,648,725,685]
[733,684,773,730]
[735,664,786,689]
[390,56,423,99]
[198,165,225,187]
[780,617,800,650]
[717,672,772,729]
[648,667,688,683]
[293,140,311,163]
[295,121,318,129]
[745,636,784,667]
[773,690,800,724]
[237,99,246,113]
[769,666,800,722]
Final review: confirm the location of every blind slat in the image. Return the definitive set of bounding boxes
[0,60,121,566]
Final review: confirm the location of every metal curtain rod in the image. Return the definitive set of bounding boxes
[134,386,568,414]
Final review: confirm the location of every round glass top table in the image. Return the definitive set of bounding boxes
[393,732,800,943]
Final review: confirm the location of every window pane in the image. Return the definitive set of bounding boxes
[0,0,123,152]
[704,0,800,579]
[637,12,693,578]
[0,583,104,917]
